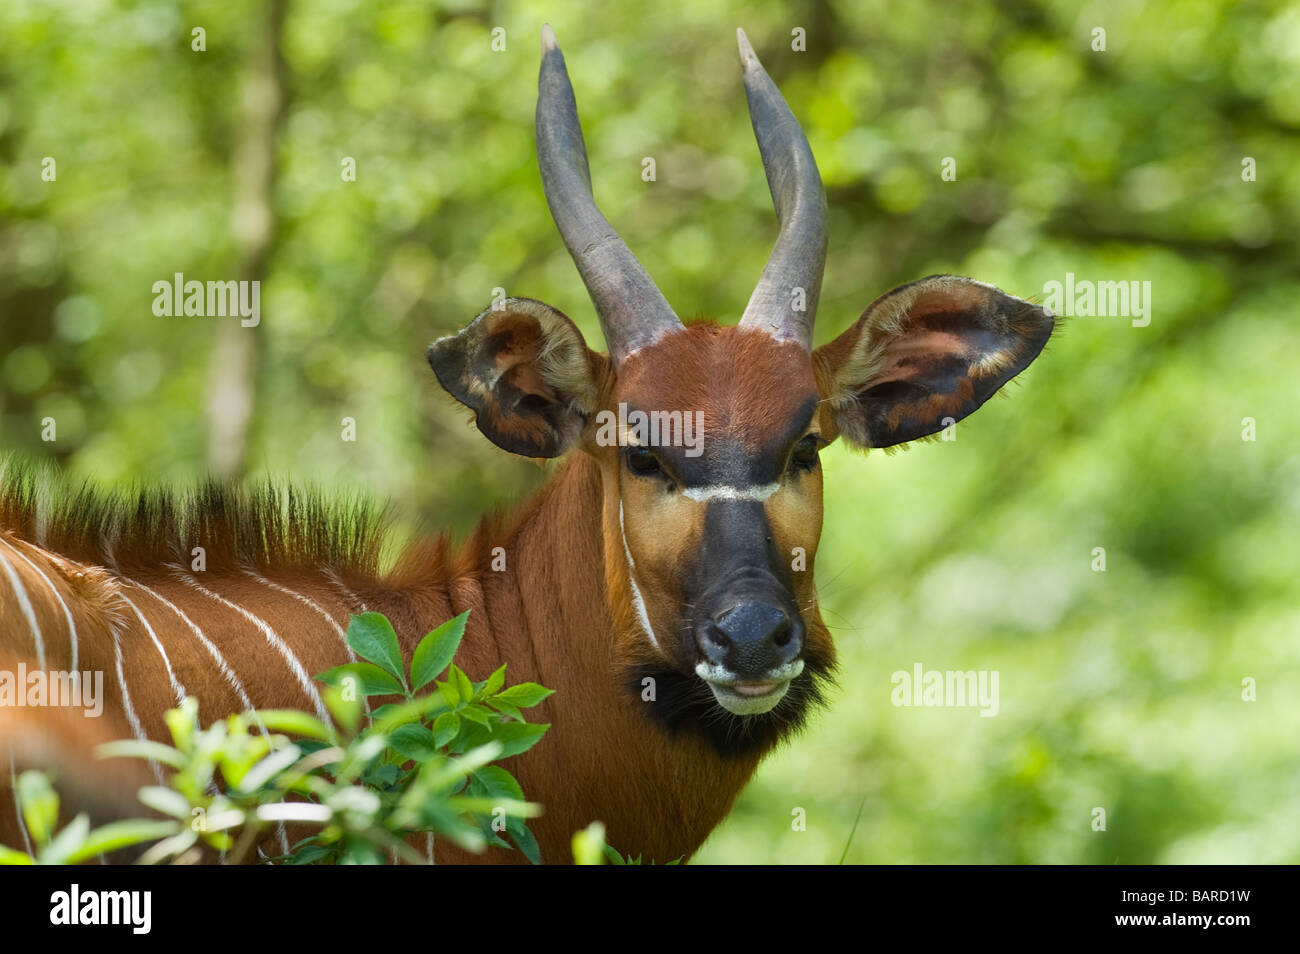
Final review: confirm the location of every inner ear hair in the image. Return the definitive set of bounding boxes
[818,275,1053,449]
[427,297,606,459]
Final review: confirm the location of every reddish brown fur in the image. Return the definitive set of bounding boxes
[602,326,835,680]
[0,415,777,863]
[0,274,1050,862]
[615,324,823,453]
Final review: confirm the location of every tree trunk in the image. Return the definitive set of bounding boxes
[207,0,288,479]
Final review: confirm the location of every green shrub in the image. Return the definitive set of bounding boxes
[2,611,553,865]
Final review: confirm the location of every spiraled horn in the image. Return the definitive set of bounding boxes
[536,24,683,367]
[735,27,828,351]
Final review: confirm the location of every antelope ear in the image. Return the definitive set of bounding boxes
[814,275,1053,448]
[427,297,608,458]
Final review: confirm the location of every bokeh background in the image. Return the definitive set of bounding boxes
[2,0,1298,863]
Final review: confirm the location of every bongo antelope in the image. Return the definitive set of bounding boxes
[0,26,1052,863]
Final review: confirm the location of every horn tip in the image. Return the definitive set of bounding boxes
[736,27,758,68]
[541,23,558,53]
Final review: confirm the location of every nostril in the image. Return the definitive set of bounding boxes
[771,614,793,647]
[695,620,733,666]
[702,622,731,650]
[715,602,792,649]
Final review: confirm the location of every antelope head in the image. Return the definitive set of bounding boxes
[428,27,1053,753]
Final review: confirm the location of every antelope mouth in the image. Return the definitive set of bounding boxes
[696,660,804,716]
[707,680,790,715]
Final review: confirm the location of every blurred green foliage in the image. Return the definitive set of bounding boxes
[2,0,1297,863]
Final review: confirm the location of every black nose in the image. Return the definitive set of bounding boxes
[699,601,801,672]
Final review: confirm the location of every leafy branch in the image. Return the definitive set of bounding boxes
[1,610,554,865]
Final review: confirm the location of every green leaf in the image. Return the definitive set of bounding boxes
[248,709,335,742]
[369,692,451,734]
[345,612,407,687]
[446,795,541,818]
[479,663,507,699]
[137,786,193,820]
[138,829,199,865]
[410,611,469,691]
[362,763,402,788]
[16,771,59,847]
[236,744,302,794]
[318,662,405,697]
[450,719,494,755]
[200,829,235,854]
[388,724,439,762]
[66,820,180,864]
[339,837,386,865]
[288,845,334,865]
[324,684,362,736]
[458,704,493,727]
[508,822,542,865]
[472,765,525,802]
[488,722,550,758]
[218,734,272,790]
[164,697,199,752]
[0,846,33,865]
[431,711,461,747]
[484,698,524,722]
[572,822,607,865]
[602,844,627,865]
[417,742,503,791]
[450,665,475,705]
[419,807,487,854]
[493,683,555,709]
[437,678,461,709]
[39,813,90,865]
[335,734,390,784]
[95,739,187,770]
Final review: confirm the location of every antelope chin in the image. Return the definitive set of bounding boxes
[705,679,791,715]
[696,659,804,715]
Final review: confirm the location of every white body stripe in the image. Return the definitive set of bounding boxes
[0,539,46,669]
[682,482,780,502]
[245,570,369,713]
[127,580,290,856]
[325,571,367,612]
[127,580,256,714]
[176,571,330,723]
[618,502,661,650]
[1,537,79,670]
[118,593,187,707]
[244,570,354,658]
[109,622,163,785]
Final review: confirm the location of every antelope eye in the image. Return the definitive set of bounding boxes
[791,435,820,471]
[626,446,661,475]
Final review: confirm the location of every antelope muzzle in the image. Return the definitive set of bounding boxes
[689,501,806,715]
